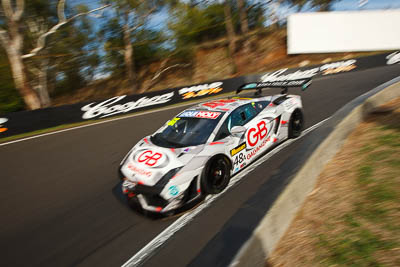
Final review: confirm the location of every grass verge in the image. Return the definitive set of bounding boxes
[267,98,400,267]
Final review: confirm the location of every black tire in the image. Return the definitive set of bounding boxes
[201,156,231,195]
[288,109,304,138]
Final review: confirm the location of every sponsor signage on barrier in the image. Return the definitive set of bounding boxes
[262,68,318,82]
[1,52,397,138]
[320,59,357,75]
[386,51,400,65]
[1,77,240,138]
[81,93,174,119]
[178,82,223,99]
[261,59,358,82]
[0,117,8,133]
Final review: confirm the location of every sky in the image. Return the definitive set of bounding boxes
[66,0,400,78]
[333,0,400,10]
[273,0,400,25]
[70,0,400,30]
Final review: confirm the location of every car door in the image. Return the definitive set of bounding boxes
[214,103,259,174]
[243,101,279,166]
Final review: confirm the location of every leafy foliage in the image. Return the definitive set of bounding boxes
[169,1,265,50]
[101,17,167,77]
[285,0,340,11]
[0,52,24,114]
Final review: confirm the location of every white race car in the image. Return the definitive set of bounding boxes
[119,79,311,215]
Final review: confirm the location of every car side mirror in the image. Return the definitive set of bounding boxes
[230,126,246,137]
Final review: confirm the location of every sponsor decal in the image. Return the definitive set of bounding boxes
[195,111,221,119]
[387,51,400,65]
[168,185,179,196]
[137,150,164,167]
[247,121,268,148]
[320,60,357,75]
[202,99,236,109]
[0,117,8,133]
[81,92,174,119]
[246,137,269,161]
[179,110,199,117]
[132,148,169,168]
[232,97,252,100]
[233,152,245,167]
[179,82,223,99]
[167,117,180,126]
[230,142,246,156]
[127,163,152,177]
[178,110,221,119]
[256,80,310,88]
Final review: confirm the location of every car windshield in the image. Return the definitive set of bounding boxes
[151,111,224,148]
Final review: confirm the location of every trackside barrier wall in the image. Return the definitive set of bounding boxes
[0,51,399,138]
[230,77,400,267]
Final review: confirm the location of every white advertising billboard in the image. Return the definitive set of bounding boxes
[288,10,400,54]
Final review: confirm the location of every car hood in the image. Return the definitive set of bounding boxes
[120,137,204,186]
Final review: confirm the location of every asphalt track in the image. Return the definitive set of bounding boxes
[1,64,399,267]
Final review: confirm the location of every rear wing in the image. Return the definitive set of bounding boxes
[236,78,312,95]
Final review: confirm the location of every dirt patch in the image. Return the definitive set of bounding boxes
[267,97,400,267]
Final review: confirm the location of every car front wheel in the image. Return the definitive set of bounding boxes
[201,156,231,195]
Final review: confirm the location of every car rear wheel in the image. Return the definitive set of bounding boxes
[201,156,231,194]
[288,109,304,138]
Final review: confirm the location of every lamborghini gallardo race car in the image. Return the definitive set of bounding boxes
[119,79,311,215]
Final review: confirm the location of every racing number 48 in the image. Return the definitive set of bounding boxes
[234,153,245,166]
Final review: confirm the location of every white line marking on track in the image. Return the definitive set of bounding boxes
[121,117,331,267]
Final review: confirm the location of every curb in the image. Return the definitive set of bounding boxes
[230,76,400,267]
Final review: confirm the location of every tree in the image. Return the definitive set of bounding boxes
[0,0,109,110]
[24,2,102,106]
[0,49,22,114]
[169,2,227,47]
[223,0,237,55]
[285,0,339,12]
[237,0,250,52]
[103,0,163,92]
[48,12,102,97]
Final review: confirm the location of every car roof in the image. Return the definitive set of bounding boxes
[189,97,258,113]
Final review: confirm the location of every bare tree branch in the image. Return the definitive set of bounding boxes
[1,0,24,20]
[22,2,111,59]
[0,28,10,48]
[1,0,13,19]
[151,63,191,82]
[57,0,66,22]
[13,0,24,21]
[143,60,191,92]
[127,7,156,33]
